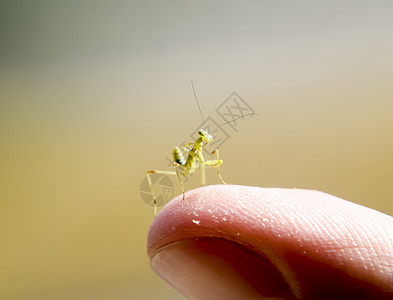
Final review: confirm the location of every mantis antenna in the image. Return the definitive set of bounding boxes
[212,113,259,131]
[191,80,206,125]
[191,80,258,131]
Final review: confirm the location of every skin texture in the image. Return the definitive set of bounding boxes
[147,185,393,300]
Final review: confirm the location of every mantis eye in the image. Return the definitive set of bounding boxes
[198,129,209,137]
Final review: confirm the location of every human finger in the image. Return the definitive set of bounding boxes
[148,185,393,299]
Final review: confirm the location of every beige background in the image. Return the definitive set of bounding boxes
[1,1,393,299]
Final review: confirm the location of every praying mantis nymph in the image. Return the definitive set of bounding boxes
[147,81,255,215]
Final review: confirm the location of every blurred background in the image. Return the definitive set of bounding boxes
[1,1,393,299]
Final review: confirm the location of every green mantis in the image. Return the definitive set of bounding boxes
[147,128,226,215]
[147,81,254,215]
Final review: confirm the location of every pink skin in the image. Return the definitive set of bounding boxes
[147,185,393,300]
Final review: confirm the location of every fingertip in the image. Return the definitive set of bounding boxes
[148,185,393,299]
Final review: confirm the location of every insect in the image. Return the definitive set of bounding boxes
[147,81,255,215]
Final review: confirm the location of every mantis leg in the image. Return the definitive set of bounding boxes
[184,142,194,149]
[201,162,206,186]
[147,165,185,216]
[172,163,186,200]
[209,150,227,185]
[189,149,227,185]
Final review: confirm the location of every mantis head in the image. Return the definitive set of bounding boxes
[198,129,213,146]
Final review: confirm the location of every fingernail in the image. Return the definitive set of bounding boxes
[150,237,292,300]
